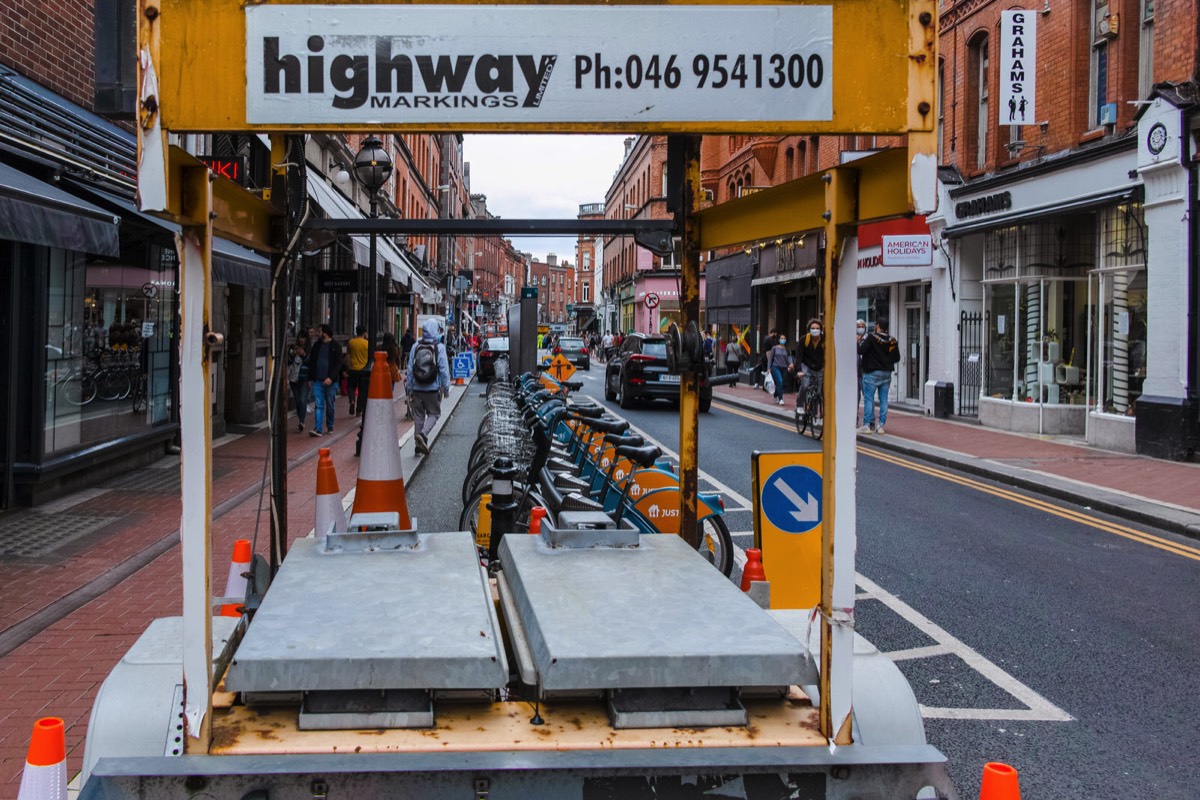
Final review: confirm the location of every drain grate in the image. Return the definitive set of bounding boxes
[0,512,123,559]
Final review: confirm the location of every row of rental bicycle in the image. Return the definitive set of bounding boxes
[458,366,735,577]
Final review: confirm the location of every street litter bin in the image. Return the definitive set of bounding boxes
[933,382,954,418]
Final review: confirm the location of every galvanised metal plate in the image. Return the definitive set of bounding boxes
[499,534,807,691]
[226,533,508,692]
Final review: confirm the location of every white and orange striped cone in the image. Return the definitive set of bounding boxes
[17,717,66,800]
[351,351,413,530]
[315,447,348,538]
[219,539,252,617]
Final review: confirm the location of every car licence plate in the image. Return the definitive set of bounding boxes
[659,374,680,383]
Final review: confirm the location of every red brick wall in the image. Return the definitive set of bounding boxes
[1,0,96,108]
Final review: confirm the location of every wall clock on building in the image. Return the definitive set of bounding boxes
[1146,122,1168,156]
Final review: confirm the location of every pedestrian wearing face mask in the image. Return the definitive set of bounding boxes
[767,334,794,405]
[797,318,826,398]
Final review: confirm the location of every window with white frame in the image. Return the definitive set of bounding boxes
[1138,0,1154,100]
[973,35,989,169]
[583,281,591,302]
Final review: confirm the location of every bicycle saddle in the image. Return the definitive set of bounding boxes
[562,380,583,391]
[568,405,605,419]
[603,433,645,448]
[584,418,630,435]
[614,445,663,468]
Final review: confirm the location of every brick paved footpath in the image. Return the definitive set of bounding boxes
[0,390,414,794]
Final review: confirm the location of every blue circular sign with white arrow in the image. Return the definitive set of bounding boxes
[760,464,822,534]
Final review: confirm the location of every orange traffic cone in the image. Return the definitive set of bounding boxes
[528,506,548,535]
[220,539,252,617]
[979,762,1020,800]
[740,547,767,591]
[17,717,66,800]
[351,351,412,529]
[315,447,347,538]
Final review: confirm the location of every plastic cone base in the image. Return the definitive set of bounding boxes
[979,762,1020,800]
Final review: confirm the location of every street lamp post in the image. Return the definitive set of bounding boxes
[352,136,393,359]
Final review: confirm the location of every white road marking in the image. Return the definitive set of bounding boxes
[856,573,1074,722]
[726,534,1071,723]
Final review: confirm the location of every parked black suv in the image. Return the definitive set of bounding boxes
[604,332,713,412]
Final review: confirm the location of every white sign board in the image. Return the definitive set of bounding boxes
[881,235,933,266]
[246,5,833,124]
[999,10,1036,126]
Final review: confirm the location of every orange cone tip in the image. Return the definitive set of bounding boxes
[26,718,65,767]
[316,447,340,494]
[740,547,767,591]
[980,762,1020,800]
[352,351,412,529]
[528,507,548,535]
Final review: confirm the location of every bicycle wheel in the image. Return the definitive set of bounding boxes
[96,370,129,402]
[806,392,824,441]
[694,515,734,577]
[794,395,806,435]
[61,375,96,406]
[131,379,147,412]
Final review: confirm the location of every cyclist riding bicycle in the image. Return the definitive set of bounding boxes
[796,318,826,397]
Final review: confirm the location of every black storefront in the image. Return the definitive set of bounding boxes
[0,66,271,509]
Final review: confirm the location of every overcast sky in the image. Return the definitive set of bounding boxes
[463,134,631,263]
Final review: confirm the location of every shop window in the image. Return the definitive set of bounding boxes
[856,286,891,332]
[982,217,1095,404]
[43,244,175,456]
[1091,203,1148,415]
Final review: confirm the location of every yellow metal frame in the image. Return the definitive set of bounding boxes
[149,0,934,136]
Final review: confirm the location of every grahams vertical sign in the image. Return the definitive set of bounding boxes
[999,10,1036,126]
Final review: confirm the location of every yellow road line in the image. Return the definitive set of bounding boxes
[712,400,1200,562]
[711,400,797,432]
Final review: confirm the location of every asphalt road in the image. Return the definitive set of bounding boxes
[408,368,1200,800]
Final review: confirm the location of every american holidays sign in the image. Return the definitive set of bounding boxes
[245,5,833,124]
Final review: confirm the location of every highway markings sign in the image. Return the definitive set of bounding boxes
[752,451,823,609]
[548,354,576,382]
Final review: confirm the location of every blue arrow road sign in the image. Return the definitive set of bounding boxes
[760,464,822,534]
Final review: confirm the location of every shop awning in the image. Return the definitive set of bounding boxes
[305,171,430,294]
[0,161,120,256]
[943,187,1142,239]
[63,179,272,288]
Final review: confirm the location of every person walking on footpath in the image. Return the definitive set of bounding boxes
[406,317,450,456]
[307,324,342,436]
[345,325,369,416]
[287,331,310,432]
[766,334,793,405]
[400,327,416,370]
[855,318,867,426]
[724,335,744,380]
[858,316,901,434]
[755,328,779,390]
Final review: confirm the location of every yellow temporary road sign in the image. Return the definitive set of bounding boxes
[752,450,823,609]
[548,354,576,383]
[148,0,936,137]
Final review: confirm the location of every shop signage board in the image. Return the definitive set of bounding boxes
[317,269,358,293]
[752,451,823,609]
[881,234,933,266]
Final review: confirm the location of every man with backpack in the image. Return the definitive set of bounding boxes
[857,316,901,435]
[405,318,450,455]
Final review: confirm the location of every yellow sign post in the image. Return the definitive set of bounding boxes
[752,451,824,609]
[548,354,577,383]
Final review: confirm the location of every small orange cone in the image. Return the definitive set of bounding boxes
[740,547,767,591]
[351,352,412,529]
[315,447,347,538]
[220,539,252,617]
[17,717,66,800]
[979,762,1021,800]
[528,506,548,535]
